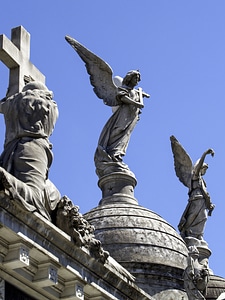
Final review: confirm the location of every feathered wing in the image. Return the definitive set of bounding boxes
[170,135,193,188]
[65,35,118,107]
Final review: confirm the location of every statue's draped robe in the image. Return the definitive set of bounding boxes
[178,175,209,239]
[0,89,60,220]
[94,87,141,177]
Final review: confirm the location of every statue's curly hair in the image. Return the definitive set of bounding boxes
[122,70,141,86]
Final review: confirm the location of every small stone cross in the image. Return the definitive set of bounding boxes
[0,26,45,97]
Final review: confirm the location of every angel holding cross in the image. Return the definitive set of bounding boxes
[65,36,150,178]
[94,69,147,178]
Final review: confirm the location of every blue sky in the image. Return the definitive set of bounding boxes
[1,1,225,278]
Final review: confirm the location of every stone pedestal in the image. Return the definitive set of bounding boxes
[185,237,212,267]
[98,172,138,206]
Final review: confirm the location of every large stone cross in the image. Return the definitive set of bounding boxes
[0,26,45,97]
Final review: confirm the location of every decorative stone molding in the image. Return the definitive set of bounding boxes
[60,280,84,300]
[33,263,58,287]
[3,242,30,269]
[55,195,109,264]
[0,278,4,300]
[98,172,138,206]
[0,193,153,300]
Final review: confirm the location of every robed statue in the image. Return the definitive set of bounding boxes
[65,36,150,178]
[170,135,215,242]
[0,81,61,220]
[184,246,209,300]
[0,80,110,263]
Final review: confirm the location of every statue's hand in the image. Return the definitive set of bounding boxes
[207,149,214,157]
[208,203,215,216]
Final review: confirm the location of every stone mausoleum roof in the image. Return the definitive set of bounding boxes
[84,199,188,298]
[84,172,225,299]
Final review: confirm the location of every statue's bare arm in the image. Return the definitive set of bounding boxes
[194,149,214,175]
[120,95,144,108]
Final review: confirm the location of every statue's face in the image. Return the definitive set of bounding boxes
[130,74,140,87]
[201,166,208,175]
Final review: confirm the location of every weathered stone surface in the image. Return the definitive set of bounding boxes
[84,202,188,296]
[0,192,153,300]
[66,37,150,179]
[0,278,4,300]
[98,172,137,205]
[0,26,45,97]
[153,289,188,300]
[217,292,225,300]
[170,135,215,243]
[184,246,209,299]
[206,275,225,299]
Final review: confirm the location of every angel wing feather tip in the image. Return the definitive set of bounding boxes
[65,35,118,107]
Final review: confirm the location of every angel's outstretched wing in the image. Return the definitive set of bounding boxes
[170,135,193,188]
[65,36,118,107]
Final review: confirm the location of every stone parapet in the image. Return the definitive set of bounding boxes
[0,192,153,300]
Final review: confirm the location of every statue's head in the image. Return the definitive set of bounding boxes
[201,163,208,175]
[193,159,208,176]
[22,81,53,99]
[122,70,141,87]
[188,245,199,258]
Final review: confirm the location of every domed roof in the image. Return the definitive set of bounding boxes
[85,202,187,269]
[84,201,188,296]
[84,169,225,298]
[206,275,225,299]
[83,171,190,296]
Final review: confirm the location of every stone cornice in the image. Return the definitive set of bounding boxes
[0,192,153,300]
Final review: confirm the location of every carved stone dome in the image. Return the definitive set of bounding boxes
[206,275,225,299]
[84,172,225,299]
[84,200,188,297]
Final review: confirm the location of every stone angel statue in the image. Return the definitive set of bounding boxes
[170,135,215,242]
[65,36,150,178]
